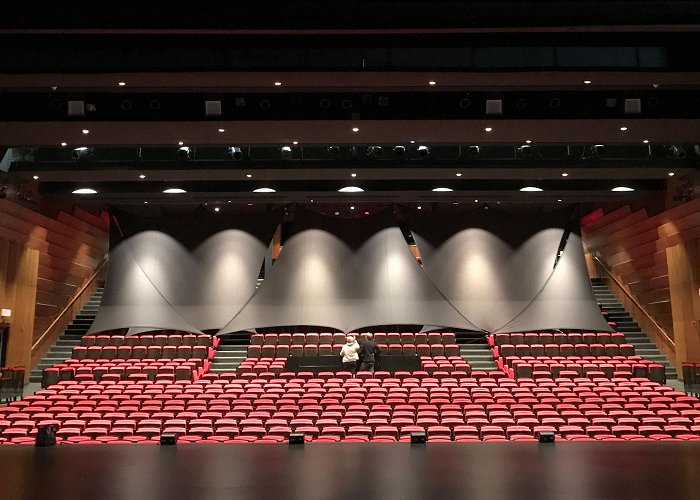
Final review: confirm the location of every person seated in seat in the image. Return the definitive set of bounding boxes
[358,333,381,373]
[340,335,360,374]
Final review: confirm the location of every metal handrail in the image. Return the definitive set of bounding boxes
[593,256,675,348]
[31,258,108,353]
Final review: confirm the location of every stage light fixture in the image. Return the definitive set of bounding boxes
[319,98,331,109]
[517,145,533,157]
[592,144,607,156]
[71,146,93,160]
[341,99,353,110]
[394,146,406,157]
[377,96,389,107]
[178,146,192,160]
[549,97,561,108]
[417,145,430,158]
[228,147,243,160]
[624,98,641,114]
[667,145,687,159]
[458,98,471,109]
[466,146,480,157]
[280,146,293,160]
[327,146,340,157]
[368,146,383,158]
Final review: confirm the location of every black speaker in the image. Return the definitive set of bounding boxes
[35,424,58,447]
[160,433,177,446]
[410,432,427,444]
[537,431,555,443]
[289,433,304,445]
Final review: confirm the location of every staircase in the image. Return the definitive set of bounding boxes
[29,287,104,383]
[456,331,498,372]
[591,278,677,380]
[209,333,251,373]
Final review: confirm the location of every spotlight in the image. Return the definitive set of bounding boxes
[515,98,528,110]
[394,145,406,157]
[549,97,561,108]
[341,99,353,110]
[327,146,340,157]
[667,145,687,159]
[120,99,133,111]
[592,144,607,156]
[458,98,471,109]
[517,145,533,157]
[368,146,383,158]
[71,147,92,161]
[377,96,389,107]
[178,146,192,160]
[149,99,161,110]
[227,147,243,160]
[466,146,480,157]
[260,100,271,110]
[319,98,331,109]
[417,145,430,158]
[280,146,293,159]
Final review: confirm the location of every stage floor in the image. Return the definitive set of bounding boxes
[2,442,700,499]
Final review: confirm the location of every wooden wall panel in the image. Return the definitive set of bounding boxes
[667,240,700,369]
[583,197,700,371]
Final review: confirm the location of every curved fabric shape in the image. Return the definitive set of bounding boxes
[408,206,611,333]
[89,208,280,333]
[494,231,613,333]
[218,208,477,334]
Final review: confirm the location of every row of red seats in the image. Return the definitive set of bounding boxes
[71,344,212,360]
[251,332,456,346]
[505,358,665,381]
[3,376,698,443]
[81,334,216,348]
[247,343,461,358]
[421,356,470,374]
[495,343,635,358]
[42,358,212,386]
[490,332,625,347]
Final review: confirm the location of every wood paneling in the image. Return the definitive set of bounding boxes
[667,240,700,370]
[583,198,700,372]
[0,200,108,372]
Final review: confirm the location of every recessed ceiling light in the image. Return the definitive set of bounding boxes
[139,174,146,179]
[72,188,97,194]
[274,82,282,86]
[668,172,675,177]
[144,201,148,204]
[520,186,543,192]
[611,186,635,192]
[643,139,649,144]
[428,81,437,86]
[452,202,459,205]
[246,174,252,178]
[178,141,184,146]
[60,142,67,147]
[227,200,231,203]
[525,139,532,144]
[583,80,592,85]
[292,141,298,145]
[334,211,340,216]
[410,140,415,144]
[557,199,562,202]
[338,186,364,193]
[474,199,479,203]
[350,206,355,210]
[432,187,453,192]
[417,206,422,210]
[163,188,187,194]
[218,128,225,133]
[562,172,569,177]
[214,207,220,212]
[620,126,628,131]
[81,129,89,135]
[118,82,126,86]
[248,203,253,206]
[485,127,493,132]
[352,127,359,132]
[456,173,462,177]
[33,175,39,180]
[253,188,276,193]
[351,173,357,178]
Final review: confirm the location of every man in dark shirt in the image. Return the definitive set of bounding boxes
[357,333,381,373]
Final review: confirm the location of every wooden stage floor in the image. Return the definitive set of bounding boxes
[1,442,700,499]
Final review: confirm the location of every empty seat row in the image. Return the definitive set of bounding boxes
[72,345,211,360]
[246,343,461,358]
[81,334,216,348]
[251,332,457,346]
[496,343,635,358]
[490,332,626,347]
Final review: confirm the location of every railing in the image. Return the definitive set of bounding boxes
[594,256,676,364]
[31,258,108,363]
